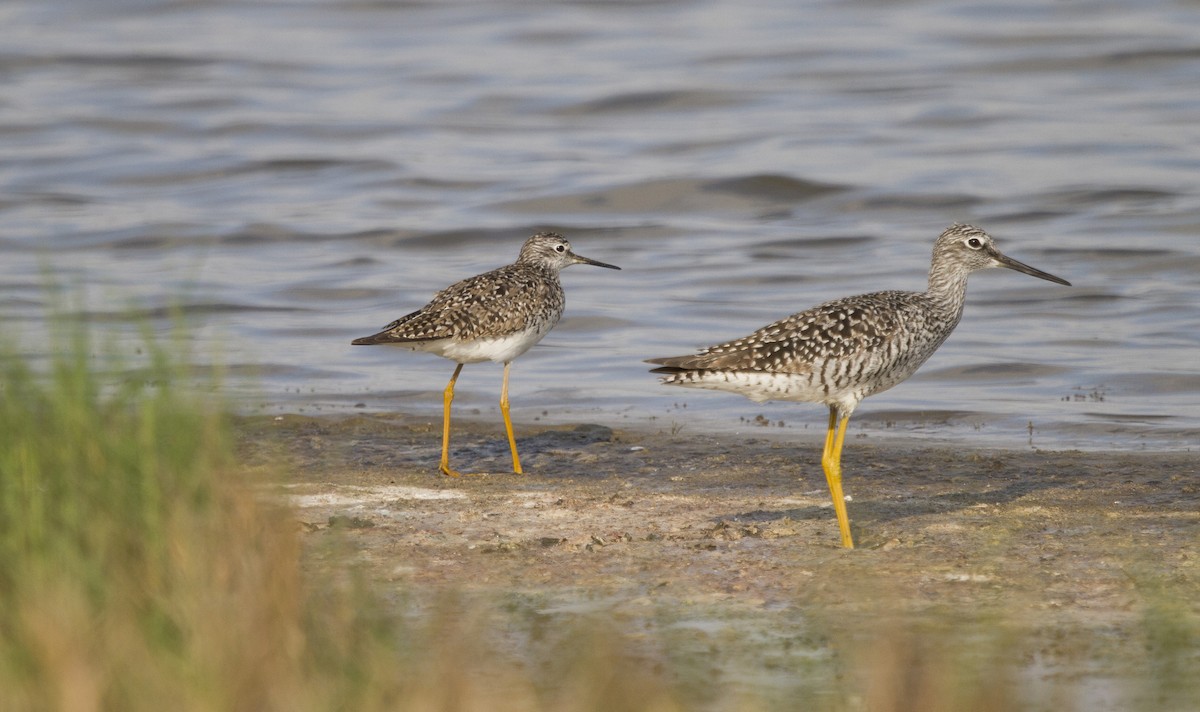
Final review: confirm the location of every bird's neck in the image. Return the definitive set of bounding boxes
[520,260,558,278]
[926,267,970,314]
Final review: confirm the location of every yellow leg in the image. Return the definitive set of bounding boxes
[820,406,855,549]
[439,364,464,478]
[500,362,523,474]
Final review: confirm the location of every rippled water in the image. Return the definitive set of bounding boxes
[3,0,1199,451]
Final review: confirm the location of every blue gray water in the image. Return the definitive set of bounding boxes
[3,0,1199,451]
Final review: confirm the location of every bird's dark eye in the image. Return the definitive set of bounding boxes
[966,237,982,249]
[555,244,566,252]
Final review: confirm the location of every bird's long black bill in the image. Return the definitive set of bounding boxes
[571,252,621,270]
[994,251,1071,286]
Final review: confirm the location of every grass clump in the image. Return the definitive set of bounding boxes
[0,322,400,711]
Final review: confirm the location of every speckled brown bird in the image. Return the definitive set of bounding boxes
[353,232,619,477]
[647,224,1070,548]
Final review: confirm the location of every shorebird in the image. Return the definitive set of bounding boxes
[647,224,1070,548]
[352,232,619,477]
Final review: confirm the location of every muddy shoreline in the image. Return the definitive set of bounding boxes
[239,413,1199,708]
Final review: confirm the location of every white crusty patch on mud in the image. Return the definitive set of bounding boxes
[286,484,467,508]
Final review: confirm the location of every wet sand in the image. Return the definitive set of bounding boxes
[240,413,1199,706]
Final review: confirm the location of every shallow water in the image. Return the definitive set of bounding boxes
[3,0,1199,451]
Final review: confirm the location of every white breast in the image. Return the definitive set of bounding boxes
[392,326,551,364]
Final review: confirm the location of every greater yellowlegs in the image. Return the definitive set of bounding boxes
[353,232,619,477]
[647,224,1070,548]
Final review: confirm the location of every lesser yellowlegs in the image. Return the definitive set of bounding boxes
[647,224,1070,548]
[353,232,619,477]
